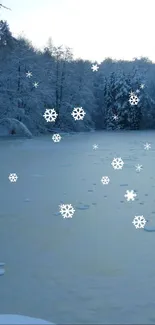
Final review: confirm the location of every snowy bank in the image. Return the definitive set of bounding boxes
[0,118,32,138]
[0,315,54,324]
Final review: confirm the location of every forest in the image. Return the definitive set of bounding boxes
[0,19,155,136]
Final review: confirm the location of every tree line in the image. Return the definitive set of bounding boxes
[0,20,155,135]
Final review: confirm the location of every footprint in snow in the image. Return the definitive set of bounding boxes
[76,204,90,210]
[24,198,31,202]
[0,263,5,276]
[32,174,44,177]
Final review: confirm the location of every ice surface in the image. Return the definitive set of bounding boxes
[0,131,155,324]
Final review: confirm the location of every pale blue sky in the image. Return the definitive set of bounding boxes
[1,0,155,62]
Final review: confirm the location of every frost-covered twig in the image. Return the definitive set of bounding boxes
[0,4,11,10]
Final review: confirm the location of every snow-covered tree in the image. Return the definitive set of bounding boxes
[1,19,155,136]
[103,70,143,130]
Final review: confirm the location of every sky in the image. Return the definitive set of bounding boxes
[1,0,155,63]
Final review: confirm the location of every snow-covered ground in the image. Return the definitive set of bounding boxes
[0,130,155,324]
[0,314,52,324]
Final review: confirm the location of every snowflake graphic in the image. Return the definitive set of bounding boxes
[144,142,151,150]
[26,71,32,78]
[93,144,98,150]
[124,190,137,201]
[43,109,58,122]
[8,173,18,182]
[101,176,110,185]
[136,89,140,94]
[129,93,140,105]
[140,83,145,89]
[33,82,39,88]
[91,64,99,72]
[111,157,124,170]
[132,215,146,229]
[71,107,86,121]
[129,90,136,97]
[112,114,119,121]
[135,164,143,172]
[59,204,75,218]
[52,133,61,142]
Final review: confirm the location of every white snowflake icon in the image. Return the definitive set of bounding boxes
[93,144,98,150]
[124,190,137,201]
[43,109,58,122]
[111,157,124,170]
[71,107,86,121]
[8,173,18,182]
[140,83,145,89]
[33,82,39,88]
[135,164,143,172]
[136,89,140,94]
[112,114,119,121]
[26,71,32,78]
[101,176,110,185]
[129,91,135,97]
[132,215,146,229]
[91,64,99,72]
[144,142,151,150]
[129,93,140,105]
[59,204,75,218]
[52,133,61,142]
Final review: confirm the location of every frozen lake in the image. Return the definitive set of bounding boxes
[0,130,155,324]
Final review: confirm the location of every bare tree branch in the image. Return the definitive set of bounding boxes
[0,4,11,10]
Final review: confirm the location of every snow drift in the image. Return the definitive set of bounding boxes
[0,118,32,138]
[0,314,54,324]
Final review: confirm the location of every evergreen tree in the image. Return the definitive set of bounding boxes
[103,71,130,130]
[0,20,13,49]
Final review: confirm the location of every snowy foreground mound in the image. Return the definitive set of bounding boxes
[0,314,54,324]
[0,118,32,138]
